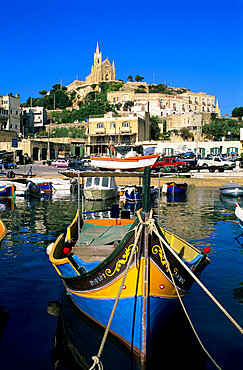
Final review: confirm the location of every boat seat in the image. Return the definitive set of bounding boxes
[79,222,131,246]
[71,244,117,262]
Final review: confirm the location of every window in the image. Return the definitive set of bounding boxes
[121,136,131,144]
[97,123,104,128]
[110,122,115,128]
[102,177,109,187]
[122,122,130,127]
[113,98,116,103]
[94,177,100,186]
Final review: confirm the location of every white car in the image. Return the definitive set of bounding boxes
[51,159,68,168]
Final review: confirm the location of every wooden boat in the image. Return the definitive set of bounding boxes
[0,218,7,245]
[90,154,159,171]
[34,181,53,194]
[48,167,210,365]
[83,176,118,201]
[235,203,243,229]
[166,182,188,195]
[91,144,159,170]
[219,181,243,197]
[120,185,158,202]
[0,184,15,197]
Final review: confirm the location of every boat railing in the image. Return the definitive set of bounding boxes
[66,210,80,243]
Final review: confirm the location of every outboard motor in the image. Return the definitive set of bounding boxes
[25,181,41,197]
[70,178,78,192]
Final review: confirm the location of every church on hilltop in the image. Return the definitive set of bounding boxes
[85,42,116,84]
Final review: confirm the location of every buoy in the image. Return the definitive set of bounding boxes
[204,247,210,254]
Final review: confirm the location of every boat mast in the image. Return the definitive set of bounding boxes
[142,166,151,213]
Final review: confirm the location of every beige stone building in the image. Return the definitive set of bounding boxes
[165,112,203,138]
[87,112,150,155]
[85,43,116,84]
[107,90,218,119]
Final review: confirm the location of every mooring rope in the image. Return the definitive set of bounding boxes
[155,224,222,369]
[89,220,144,370]
[149,219,243,335]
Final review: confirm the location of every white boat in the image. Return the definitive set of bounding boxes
[235,203,243,229]
[219,181,243,197]
[83,176,119,201]
[90,145,159,170]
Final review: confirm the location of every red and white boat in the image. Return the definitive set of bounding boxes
[90,145,159,171]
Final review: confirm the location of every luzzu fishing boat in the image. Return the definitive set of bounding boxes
[48,167,210,366]
[166,182,188,195]
[0,184,15,197]
[0,219,7,245]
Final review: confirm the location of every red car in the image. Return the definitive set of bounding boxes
[152,157,190,172]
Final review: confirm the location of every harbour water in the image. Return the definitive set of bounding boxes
[0,187,242,369]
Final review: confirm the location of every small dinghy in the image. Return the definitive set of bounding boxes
[219,181,243,197]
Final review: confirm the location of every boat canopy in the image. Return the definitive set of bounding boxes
[114,145,143,157]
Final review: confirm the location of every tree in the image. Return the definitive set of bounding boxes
[179,127,194,140]
[135,75,144,82]
[127,76,133,82]
[39,90,47,96]
[232,107,243,118]
[150,116,161,140]
[202,118,242,140]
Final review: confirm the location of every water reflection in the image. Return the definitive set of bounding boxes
[51,291,207,370]
[51,290,139,370]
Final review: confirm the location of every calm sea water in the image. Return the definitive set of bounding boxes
[0,188,242,370]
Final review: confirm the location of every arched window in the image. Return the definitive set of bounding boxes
[122,121,130,127]
[110,122,116,128]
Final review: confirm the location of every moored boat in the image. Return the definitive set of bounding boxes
[48,167,210,365]
[219,181,243,197]
[235,203,243,229]
[166,182,188,195]
[0,218,7,245]
[83,176,119,201]
[0,184,15,197]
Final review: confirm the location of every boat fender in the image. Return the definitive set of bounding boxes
[204,247,210,254]
[63,247,71,255]
[46,242,54,255]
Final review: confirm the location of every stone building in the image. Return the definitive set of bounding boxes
[87,112,150,155]
[85,43,116,84]
[165,112,203,138]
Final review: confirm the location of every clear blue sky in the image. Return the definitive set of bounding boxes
[1,0,242,116]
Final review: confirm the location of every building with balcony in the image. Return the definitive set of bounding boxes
[23,106,47,130]
[87,112,150,155]
[107,90,218,119]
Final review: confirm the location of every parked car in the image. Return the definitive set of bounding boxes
[152,157,190,172]
[0,160,17,170]
[197,156,235,171]
[67,160,96,171]
[51,159,68,168]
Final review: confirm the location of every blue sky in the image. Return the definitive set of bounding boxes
[1,0,242,116]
